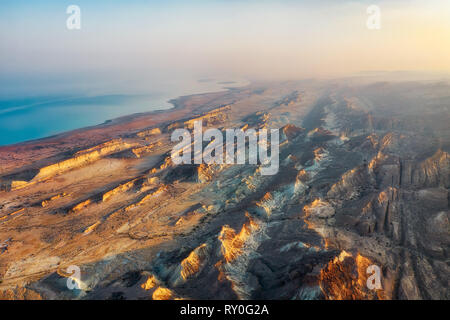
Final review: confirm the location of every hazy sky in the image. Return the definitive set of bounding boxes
[1,0,449,96]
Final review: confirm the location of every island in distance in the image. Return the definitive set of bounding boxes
[0,76,448,300]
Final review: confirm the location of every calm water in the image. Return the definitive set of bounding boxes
[0,79,248,146]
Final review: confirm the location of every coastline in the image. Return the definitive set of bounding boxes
[0,78,250,147]
[0,85,248,174]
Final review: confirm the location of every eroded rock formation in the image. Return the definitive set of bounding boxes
[0,80,448,300]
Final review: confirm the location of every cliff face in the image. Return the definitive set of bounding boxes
[184,105,231,130]
[3,139,137,191]
[218,214,260,264]
[136,127,162,138]
[180,243,210,280]
[319,251,386,300]
[167,243,211,287]
[35,139,135,181]
[410,150,449,188]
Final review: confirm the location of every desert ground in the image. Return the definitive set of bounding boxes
[0,78,448,300]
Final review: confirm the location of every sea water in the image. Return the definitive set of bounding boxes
[0,78,248,146]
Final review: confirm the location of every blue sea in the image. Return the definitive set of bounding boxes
[0,79,248,146]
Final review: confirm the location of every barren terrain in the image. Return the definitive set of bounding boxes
[0,79,448,300]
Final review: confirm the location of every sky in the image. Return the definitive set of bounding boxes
[1,0,450,97]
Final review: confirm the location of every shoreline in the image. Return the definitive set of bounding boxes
[0,78,250,148]
[1,86,246,147]
[0,85,248,174]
